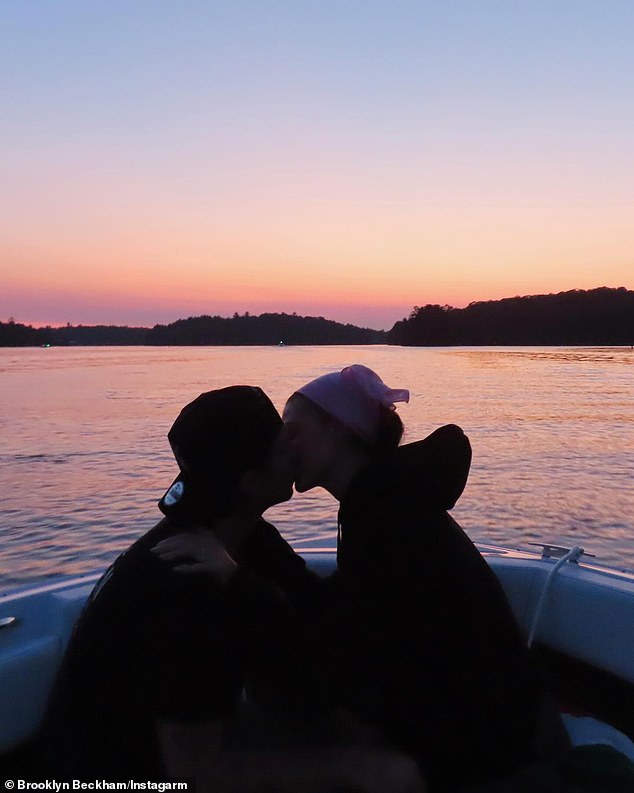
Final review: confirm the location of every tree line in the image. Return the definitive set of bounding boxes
[2,288,632,347]
[388,287,634,346]
[0,312,385,347]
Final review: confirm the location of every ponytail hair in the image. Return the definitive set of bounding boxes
[374,403,404,455]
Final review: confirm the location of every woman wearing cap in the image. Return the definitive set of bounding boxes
[163,367,566,789]
[280,365,568,792]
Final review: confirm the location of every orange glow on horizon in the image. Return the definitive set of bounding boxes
[3,141,633,330]
[3,2,634,332]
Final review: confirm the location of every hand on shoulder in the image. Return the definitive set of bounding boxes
[151,530,237,584]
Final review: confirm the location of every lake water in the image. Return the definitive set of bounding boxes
[1,345,633,590]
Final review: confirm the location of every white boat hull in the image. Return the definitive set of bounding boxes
[1,545,634,758]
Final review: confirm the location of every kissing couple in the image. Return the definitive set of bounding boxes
[42,365,567,793]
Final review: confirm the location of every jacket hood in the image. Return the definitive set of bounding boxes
[373,423,472,511]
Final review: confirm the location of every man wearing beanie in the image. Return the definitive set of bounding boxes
[38,388,297,775]
[39,386,423,793]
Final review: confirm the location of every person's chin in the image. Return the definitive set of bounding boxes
[275,482,293,504]
[268,485,294,507]
[293,477,313,493]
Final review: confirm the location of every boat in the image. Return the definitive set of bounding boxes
[2,542,634,771]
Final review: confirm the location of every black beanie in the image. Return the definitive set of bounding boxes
[158,385,282,523]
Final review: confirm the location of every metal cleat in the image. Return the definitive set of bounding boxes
[527,542,595,562]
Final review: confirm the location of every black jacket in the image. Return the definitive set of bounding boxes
[332,425,543,790]
[39,517,318,779]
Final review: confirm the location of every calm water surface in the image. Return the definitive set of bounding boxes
[1,345,632,589]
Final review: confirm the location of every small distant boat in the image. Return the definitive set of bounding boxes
[1,543,633,766]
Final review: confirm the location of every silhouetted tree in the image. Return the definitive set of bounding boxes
[0,314,385,347]
[147,313,385,345]
[389,287,634,346]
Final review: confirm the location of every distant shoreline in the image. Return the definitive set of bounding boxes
[3,287,633,347]
[4,342,632,348]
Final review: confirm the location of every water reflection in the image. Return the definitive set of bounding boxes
[1,345,632,589]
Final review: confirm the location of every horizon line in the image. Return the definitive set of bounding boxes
[5,284,630,333]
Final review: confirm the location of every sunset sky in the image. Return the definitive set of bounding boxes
[2,1,633,330]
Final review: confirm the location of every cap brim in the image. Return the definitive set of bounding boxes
[158,473,187,517]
